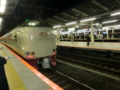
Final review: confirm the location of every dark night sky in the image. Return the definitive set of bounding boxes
[19,0,88,12]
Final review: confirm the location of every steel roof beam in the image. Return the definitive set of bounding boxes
[53,16,69,22]
[116,0,120,3]
[16,4,58,14]
[47,18,62,23]
[71,8,89,16]
[3,0,19,18]
[92,0,109,11]
[47,22,54,25]
[90,8,97,12]
[61,13,78,19]
[20,4,58,11]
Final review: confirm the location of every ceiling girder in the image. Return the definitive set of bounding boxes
[15,4,58,14]
[47,18,62,23]
[90,8,97,12]
[3,0,19,18]
[116,0,120,3]
[61,13,78,19]
[47,22,54,25]
[72,8,89,17]
[92,0,109,11]
[53,16,69,22]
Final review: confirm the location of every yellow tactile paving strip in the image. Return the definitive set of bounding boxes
[1,43,63,90]
[2,49,27,90]
[5,61,27,90]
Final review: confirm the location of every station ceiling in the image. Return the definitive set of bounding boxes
[1,0,120,36]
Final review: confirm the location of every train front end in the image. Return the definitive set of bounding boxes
[24,21,56,69]
[34,27,56,69]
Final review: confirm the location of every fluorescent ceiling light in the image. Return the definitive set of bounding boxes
[103,24,120,28]
[0,6,5,13]
[1,0,6,5]
[59,29,64,30]
[66,22,77,25]
[102,20,117,24]
[93,23,99,25]
[80,18,96,22]
[53,25,61,28]
[0,0,6,13]
[0,18,2,22]
[111,12,120,16]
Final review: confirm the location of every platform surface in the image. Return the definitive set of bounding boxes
[0,43,63,90]
[56,41,120,51]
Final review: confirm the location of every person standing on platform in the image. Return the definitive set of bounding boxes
[0,47,9,90]
[86,34,90,46]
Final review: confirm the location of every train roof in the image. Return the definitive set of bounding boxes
[18,20,51,27]
[2,20,52,37]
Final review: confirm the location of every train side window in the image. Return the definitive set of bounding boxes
[14,35,17,42]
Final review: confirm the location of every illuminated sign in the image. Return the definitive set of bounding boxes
[67,28,75,31]
[80,25,89,29]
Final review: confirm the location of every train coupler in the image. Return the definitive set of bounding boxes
[42,58,50,69]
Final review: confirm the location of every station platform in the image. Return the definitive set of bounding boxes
[0,43,63,90]
[56,41,120,51]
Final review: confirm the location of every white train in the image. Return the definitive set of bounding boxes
[0,20,56,69]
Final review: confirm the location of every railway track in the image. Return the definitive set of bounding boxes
[3,44,93,90]
[39,68,94,90]
[57,51,120,76]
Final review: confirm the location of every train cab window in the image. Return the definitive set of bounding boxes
[22,20,51,27]
[28,21,39,26]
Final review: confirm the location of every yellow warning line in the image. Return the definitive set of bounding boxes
[2,50,27,90]
[5,61,27,90]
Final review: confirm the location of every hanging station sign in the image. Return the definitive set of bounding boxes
[67,28,75,31]
[80,25,89,29]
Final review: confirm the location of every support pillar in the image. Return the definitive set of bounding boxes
[71,31,74,42]
[57,29,60,43]
[98,30,100,39]
[91,21,94,45]
[84,29,86,39]
[111,27,114,38]
[106,28,108,39]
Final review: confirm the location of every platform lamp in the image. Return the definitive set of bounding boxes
[0,18,2,27]
[0,0,6,13]
[111,12,120,16]
[0,18,2,22]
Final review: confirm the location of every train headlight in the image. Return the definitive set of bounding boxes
[25,52,29,55]
[30,51,34,55]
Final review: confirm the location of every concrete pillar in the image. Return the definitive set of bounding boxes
[111,27,114,38]
[91,21,94,45]
[106,28,108,39]
[71,31,74,42]
[84,29,86,39]
[57,29,60,43]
